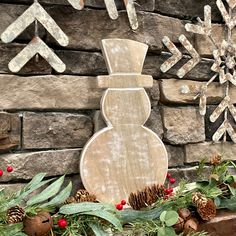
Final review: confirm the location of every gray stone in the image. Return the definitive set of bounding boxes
[146,80,160,107]
[15,0,155,11]
[159,79,235,105]
[0,149,81,182]
[162,106,205,144]
[47,8,192,51]
[0,75,103,110]
[185,142,236,163]
[155,0,221,22]
[0,112,21,153]
[57,50,106,75]
[144,107,163,138]
[0,43,52,75]
[23,112,93,149]
[166,145,184,167]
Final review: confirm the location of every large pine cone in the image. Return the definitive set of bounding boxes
[197,199,216,221]
[128,184,166,210]
[192,192,208,208]
[7,205,25,224]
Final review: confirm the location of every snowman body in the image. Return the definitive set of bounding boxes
[80,39,168,203]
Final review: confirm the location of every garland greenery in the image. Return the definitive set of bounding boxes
[0,155,236,236]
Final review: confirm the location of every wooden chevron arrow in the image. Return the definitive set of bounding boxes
[210,96,236,123]
[1,2,69,47]
[177,35,201,78]
[160,36,182,73]
[160,35,200,78]
[67,0,84,10]
[217,0,236,30]
[185,5,212,35]
[8,37,66,73]
[226,0,236,9]
[212,120,236,143]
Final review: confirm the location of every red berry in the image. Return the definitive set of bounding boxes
[165,188,173,194]
[169,178,176,184]
[0,170,3,177]
[167,173,171,179]
[116,204,123,210]
[7,166,13,173]
[121,200,126,205]
[57,219,68,229]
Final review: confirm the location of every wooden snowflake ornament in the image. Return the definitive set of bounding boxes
[161,0,236,143]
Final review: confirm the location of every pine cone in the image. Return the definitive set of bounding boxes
[210,154,222,166]
[7,205,25,224]
[64,196,77,205]
[197,199,216,221]
[128,184,166,210]
[192,192,208,208]
[75,189,97,202]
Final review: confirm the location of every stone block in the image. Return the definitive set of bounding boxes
[0,75,103,110]
[159,79,236,105]
[162,106,205,144]
[185,142,236,163]
[155,0,221,22]
[47,8,192,51]
[0,112,21,153]
[23,112,93,149]
[0,149,81,182]
[166,145,184,167]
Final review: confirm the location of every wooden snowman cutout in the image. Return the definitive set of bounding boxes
[80,39,168,203]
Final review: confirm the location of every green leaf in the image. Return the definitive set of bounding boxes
[27,175,65,206]
[81,210,122,231]
[220,195,236,210]
[59,202,116,215]
[41,181,72,208]
[214,197,221,208]
[119,206,167,224]
[164,227,177,236]
[88,223,109,236]
[160,210,178,226]
[157,227,166,236]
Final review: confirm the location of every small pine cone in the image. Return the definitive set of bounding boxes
[75,189,97,202]
[192,192,208,208]
[128,184,166,210]
[210,154,222,166]
[197,199,216,221]
[64,196,77,205]
[7,205,25,224]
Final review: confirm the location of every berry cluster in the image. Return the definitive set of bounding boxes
[0,166,14,177]
[164,173,176,198]
[115,199,127,211]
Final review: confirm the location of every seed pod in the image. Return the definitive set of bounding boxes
[173,216,185,233]
[183,218,199,235]
[178,208,191,221]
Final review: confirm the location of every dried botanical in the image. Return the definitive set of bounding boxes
[7,205,25,224]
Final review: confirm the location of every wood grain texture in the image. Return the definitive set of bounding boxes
[80,39,168,203]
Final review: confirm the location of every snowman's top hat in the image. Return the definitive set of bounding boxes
[97,38,153,88]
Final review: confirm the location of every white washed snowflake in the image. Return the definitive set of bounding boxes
[161,0,236,143]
